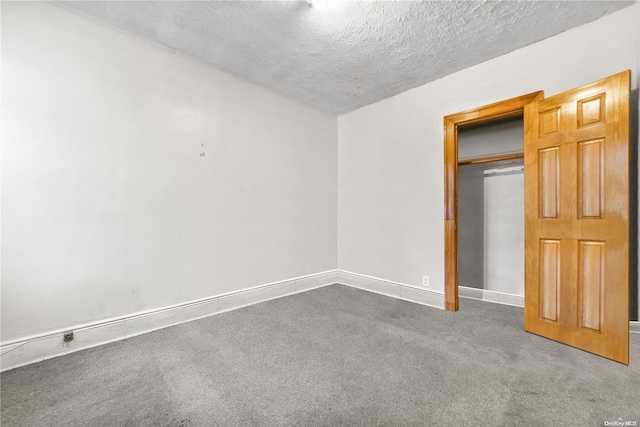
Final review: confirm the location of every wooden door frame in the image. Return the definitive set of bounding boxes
[443,91,544,311]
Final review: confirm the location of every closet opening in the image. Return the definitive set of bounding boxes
[443,91,543,311]
[457,115,524,306]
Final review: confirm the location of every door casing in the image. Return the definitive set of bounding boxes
[443,91,544,311]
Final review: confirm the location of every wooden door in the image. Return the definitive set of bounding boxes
[524,70,631,364]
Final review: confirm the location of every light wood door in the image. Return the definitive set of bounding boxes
[524,70,630,364]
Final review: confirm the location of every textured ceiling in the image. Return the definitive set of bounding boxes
[60,1,634,115]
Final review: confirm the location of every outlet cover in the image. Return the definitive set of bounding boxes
[422,276,429,287]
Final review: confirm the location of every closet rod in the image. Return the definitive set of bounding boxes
[458,151,524,166]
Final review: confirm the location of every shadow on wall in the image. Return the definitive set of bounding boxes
[458,163,485,289]
[630,88,638,321]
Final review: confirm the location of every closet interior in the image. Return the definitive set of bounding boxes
[457,115,525,298]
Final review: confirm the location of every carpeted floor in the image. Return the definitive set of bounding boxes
[1,284,639,427]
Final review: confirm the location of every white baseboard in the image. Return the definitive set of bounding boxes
[631,322,640,334]
[335,270,445,310]
[459,286,524,308]
[0,269,441,372]
[0,270,340,372]
[3,267,631,372]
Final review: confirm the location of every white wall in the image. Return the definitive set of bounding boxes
[338,5,639,298]
[1,2,338,343]
[484,168,524,296]
[458,161,525,297]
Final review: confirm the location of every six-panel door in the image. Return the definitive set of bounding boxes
[524,71,630,364]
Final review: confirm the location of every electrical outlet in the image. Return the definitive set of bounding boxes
[422,276,429,287]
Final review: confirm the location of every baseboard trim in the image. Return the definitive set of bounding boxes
[459,286,524,308]
[0,270,340,372]
[4,268,630,371]
[335,270,445,310]
[631,321,640,334]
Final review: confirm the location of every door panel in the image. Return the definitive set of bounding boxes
[539,239,561,322]
[577,138,604,218]
[524,70,630,364]
[539,147,560,218]
[578,240,605,332]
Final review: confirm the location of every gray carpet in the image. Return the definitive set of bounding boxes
[1,284,639,427]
